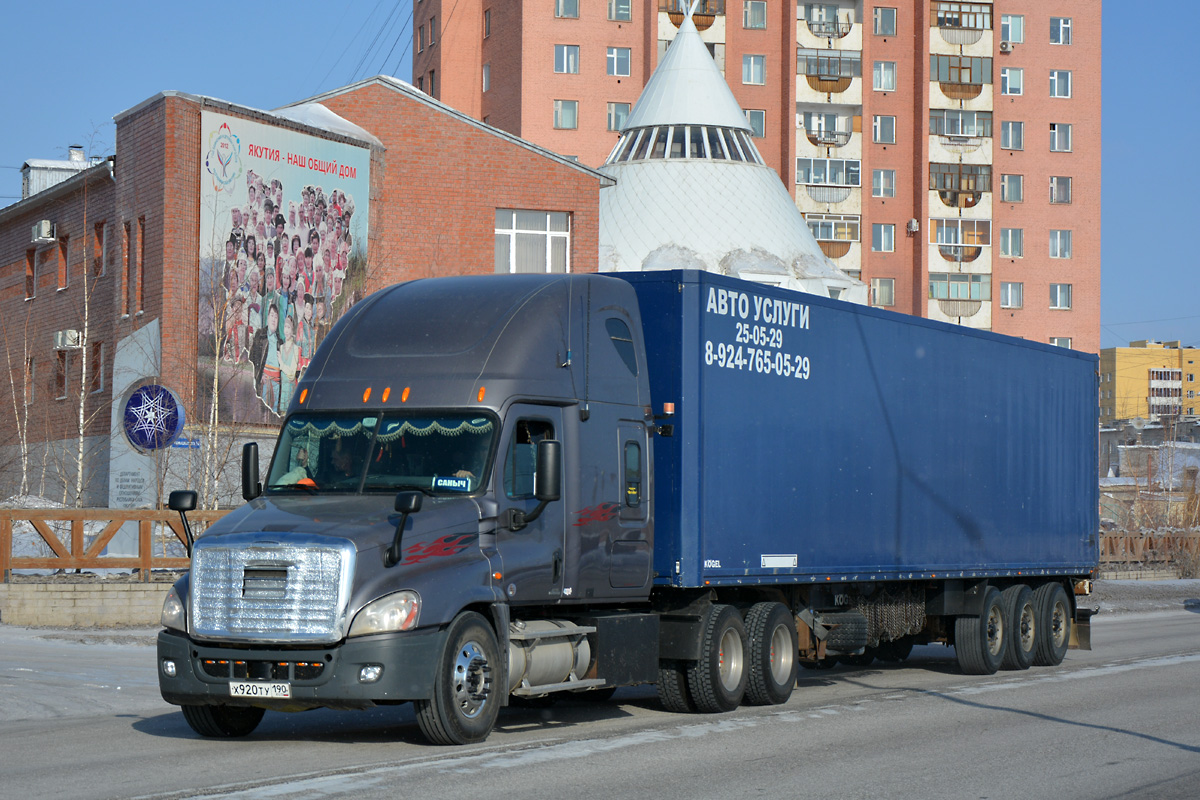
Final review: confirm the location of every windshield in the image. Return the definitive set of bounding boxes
[265,412,496,495]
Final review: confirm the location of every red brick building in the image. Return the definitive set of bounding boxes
[0,79,610,506]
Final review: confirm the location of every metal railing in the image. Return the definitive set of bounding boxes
[660,0,725,13]
[806,20,853,38]
[1,508,231,582]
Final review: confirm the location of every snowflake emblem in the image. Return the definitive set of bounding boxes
[123,385,183,451]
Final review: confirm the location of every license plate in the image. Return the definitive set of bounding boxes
[229,681,291,699]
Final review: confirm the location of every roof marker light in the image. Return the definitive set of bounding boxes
[402,387,411,403]
[299,388,308,404]
[382,387,391,403]
[363,387,372,403]
[477,386,487,402]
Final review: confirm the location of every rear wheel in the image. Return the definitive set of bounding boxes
[657,660,695,713]
[1000,585,1036,671]
[955,586,1005,675]
[1033,583,1071,667]
[180,705,264,738]
[687,604,747,713]
[744,602,798,705]
[415,611,500,745]
[876,638,914,663]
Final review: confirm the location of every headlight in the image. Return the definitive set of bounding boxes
[161,585,186,632]
[348,591,421,637]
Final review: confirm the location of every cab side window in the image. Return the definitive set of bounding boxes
[505,419,554,499]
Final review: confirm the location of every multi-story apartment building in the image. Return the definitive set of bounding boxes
[416,0,1100,352]
[1099,341,1200,425]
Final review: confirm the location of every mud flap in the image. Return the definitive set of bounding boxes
[1069,606,1095,650]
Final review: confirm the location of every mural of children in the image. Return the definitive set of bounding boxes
[261,303,282,413]
[279,312,299,411]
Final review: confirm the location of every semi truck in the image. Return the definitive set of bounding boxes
[158,270,1098,744]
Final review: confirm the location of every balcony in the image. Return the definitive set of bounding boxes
[797,49,861,94]
[662,0,723,29]
[807,20,853,38]
[937,244,983,263]
[805,128,852,147]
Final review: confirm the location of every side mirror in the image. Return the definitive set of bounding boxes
[534,440,562,502]
[395,490,423,514]
[385,491,425,567]
[168,490,197,512]
[242,442,261,500]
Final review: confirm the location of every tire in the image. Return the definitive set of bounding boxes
[1032,583,1071,667]
[180,704,265,738]
[686,604,747,713]
[744,602,798,705]
[415,612,501,745]
[657,660,695,713]
[876,637,914,663]
[821,611,869,654]
[954,586,1005,675]
[1000,585,1036,671]
[842,649,876,667]
[799,657,837,670]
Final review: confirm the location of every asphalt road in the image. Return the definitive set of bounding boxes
[1,599,1198,800]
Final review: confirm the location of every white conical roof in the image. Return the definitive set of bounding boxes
[623,15,751,132]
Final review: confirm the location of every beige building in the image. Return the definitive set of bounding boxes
[1099,341,1200,424]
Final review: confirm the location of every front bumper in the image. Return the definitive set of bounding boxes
[156,626,448,710]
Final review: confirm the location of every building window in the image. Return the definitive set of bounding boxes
[933,2,992,30]
[607,47,631,77]
[484,8,491,37]
[122,221,132,316]
[554,99,579,129]
[417,24,425,52]
[796,158,861,187]
[743,54,766,85]
[873,7,897,36]
[428,69,437,98]
[929,55,992,86]
[482,63,490,92]
[743,1,766,29]
[1000,281,1023,308]
[609,0,631,21]
[872,224,895,253]
[1049,229,1073,259]
[137,216,145,313]
[804,213,860,242]
[1000,67,1023,95]
[930,109,992,137]
[608,102,631,131]
[58,235,69,290]
[429,16,436,45]
[1000,14,1024,43]
[931,218,991,246]
[872,168,896,197]
[1049,70,1072,98]
[92,222,107,277]
[930,162,991,193]
[55,350,70,400]
[556,0,578,19]
[999,228,1023,257]
[1000,120,1023,150]
[873,115,896,144]
[929,273,991,301]
[1049,176,1072,204]
[745,109,766,138]
[1050,283,1073,310]
[873,61,897,91]
[797,49,863,79]
[495,209,571,273]
[1001,174,1023,203]
[1050,17,1072,45]
[25,249,35,299]
[1050,337,1072,348]
[871,277,896,306]
[1050,123,1072,151]
[90,341,104,394]
[555,44,580,74]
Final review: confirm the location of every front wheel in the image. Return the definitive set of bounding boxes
[415,612,501,745]
[181,704,265,737]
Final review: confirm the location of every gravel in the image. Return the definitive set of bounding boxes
[1085,578,1200,616]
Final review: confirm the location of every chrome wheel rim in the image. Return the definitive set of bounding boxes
[452,641,492,719]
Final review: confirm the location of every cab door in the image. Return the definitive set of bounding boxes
[494,405,565,604]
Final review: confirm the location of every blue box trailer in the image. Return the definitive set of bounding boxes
[621,270,1099,589]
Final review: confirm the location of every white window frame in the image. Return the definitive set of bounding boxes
[482,63,490,92]
[1000,281,1023,309]
[607,102,630,132]
[872,168,896,198]
[607,47,631,77]
[1050,337,1072,348]
[1049,70,1072,98]
[743,0,767,29]
[484,8,491,37]
[1050,17,1072,45]
[999,228,1023,257]
[873,61,897,91]
[1000,120,1023,150]
[1001,173,1023,203]
[745,109,766,138]
[608,0,631,21]
[495,210,572,274]
[1049,229,1073,259]
[1050,123,1072,152]
[556,0,578,19]
[1050,283,1073,310]
[872,224,895,253]
[1049,176,1072,204]
[796,158,862,187]
[872,115,896,144]
[873,7,897,36]
[555,44,580,74]
[1000,14,1024,43]
[554,99,579,129]
[742,54,766,85]
[1001,67,1023,95]
[804,213,861,242]
[871,277,896,306]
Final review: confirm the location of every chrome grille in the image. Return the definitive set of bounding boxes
[189,534,356,643]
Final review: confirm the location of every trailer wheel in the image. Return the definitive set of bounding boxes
[180,704,264,738]
[954,586,1005,675]
[842,649,876,667]
[687,604,747,713]
[1000,585,1036,671]
[415,611,500,745]
[1032,583,1071,667]
[876,637,914,663]
[744,602,798,705]
[657,660,695,713]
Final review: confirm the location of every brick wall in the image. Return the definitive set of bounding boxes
[0,582,165,627]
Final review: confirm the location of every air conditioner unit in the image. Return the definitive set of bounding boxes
[906,219,920,234]
[31,220,55,244]
[53,329,82,350]
[999,40,1013,53]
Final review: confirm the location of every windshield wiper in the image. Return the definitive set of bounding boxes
[268,482,319,494]
[380,483,437,497]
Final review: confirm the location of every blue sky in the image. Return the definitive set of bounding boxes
[1,0,1195,351]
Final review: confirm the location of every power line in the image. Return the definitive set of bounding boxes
[350,1,406,84]
[316,0,389,94]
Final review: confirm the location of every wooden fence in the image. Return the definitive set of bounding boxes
[1099,530,1200,571]
[0,509,230,582]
